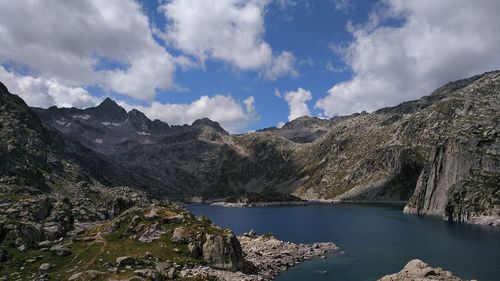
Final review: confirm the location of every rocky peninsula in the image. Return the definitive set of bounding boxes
[181,230,337,280]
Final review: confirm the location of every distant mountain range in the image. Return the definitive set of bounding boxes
[1,71,499,225]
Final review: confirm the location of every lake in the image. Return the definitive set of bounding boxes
[187,204,500,281]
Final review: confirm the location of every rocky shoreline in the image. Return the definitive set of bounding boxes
[211,199,406,208]
[180,230,338,281]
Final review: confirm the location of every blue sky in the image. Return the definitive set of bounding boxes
[0,0,499,132]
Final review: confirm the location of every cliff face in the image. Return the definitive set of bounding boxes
[294,71,500,205]
[404,136,500,225]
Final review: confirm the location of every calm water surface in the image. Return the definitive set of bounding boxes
[187,204,500,281]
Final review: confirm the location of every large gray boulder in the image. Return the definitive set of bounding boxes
[16,223,43,250]
[202,233,245,271]
[49,244,71,256]
[378,259,463,281]
[116,256,135,267]
[171,227,187,243]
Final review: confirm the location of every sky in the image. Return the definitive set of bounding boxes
[0,0,499,133]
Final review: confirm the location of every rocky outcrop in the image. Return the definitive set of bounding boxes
[181,231,338,281]
[202,232,245,271]
[378,259,463,281]
[404,136,500,225]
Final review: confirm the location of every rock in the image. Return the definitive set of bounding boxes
[134,269,158,279]
[202,233,245,271]
[171,227,187,243]
[39,263,52,273]
[43,223,65,241]
[144,207,159,220]
[49,245,71,256]
[138,222,166,243]
[38,240,53,248]
[156,262,176,279]
[378,259,463,281]
[107,196,134,218]
[165,214,184,224]
[116,256,135,267]
[16,223,43,250]
[188,242,202,258]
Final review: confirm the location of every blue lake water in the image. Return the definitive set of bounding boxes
[187,204,500,281]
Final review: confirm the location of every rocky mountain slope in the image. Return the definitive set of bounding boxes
[1,71,499,225]
[0,82,179,198]
[257,115,356,143]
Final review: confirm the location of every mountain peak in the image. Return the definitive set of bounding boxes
[192,118,227,134]
[97,97,120,109]
[0,81,8,94]
[92,97,128,121]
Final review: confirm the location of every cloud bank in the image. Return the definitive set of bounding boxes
[0,0,176,101]
[316,0,500,117]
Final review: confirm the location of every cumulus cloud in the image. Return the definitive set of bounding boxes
[0,66,98,108]
[316,0,500,117]
[284,88,312,121]
[161,0,297,79]
[0,0,176,101]
[119,95,258,133]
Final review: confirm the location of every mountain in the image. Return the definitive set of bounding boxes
[2,70,499,225]
[0,82,178,198]
[257,115,354,143]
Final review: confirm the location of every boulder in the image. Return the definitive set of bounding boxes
[171,227,187,243]
[139,222,166,243]
[378,259,463,281]
[156,262,176,279]
[39,263,52,273]
[116,256,135,267]
[165,214,184,224]
[202,233,245,271]
[188,241,202,258]
[43,222,65,241]
[49,245,71,256]
[16,223,43,250]
[38,240,53,248]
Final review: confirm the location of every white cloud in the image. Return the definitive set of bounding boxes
[284,88,312,121]
[274,88,282,98]
[0,0,176,101]
[333,0,354,13]
[316,0,500,117]
[118,95,258,133]
[0,66,98,108]
[325,61,343,73]
[161,0,297,80]
[299,57,315,67]
[263,51,298,80]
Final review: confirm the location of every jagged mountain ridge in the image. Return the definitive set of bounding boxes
[0,83,180,197]
[1,71,499,224]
